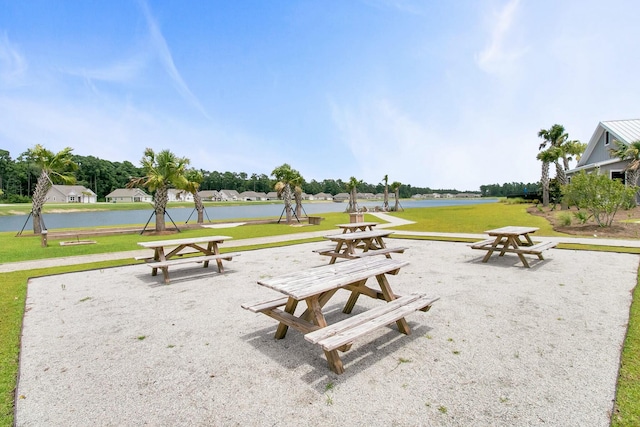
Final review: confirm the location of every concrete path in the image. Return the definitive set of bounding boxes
[2,213,640,273]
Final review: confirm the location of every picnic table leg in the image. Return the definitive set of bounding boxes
[481,237,502,263]
[329,241,345,264]
[161,267,171,284]
[274,297,298,339]
[342,279,368,314]
[306,297,344,375]
[375,274,410,335]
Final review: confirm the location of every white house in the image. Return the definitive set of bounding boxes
[218,189,240,201]
[105,188,152,203]
[239,191,268,201]
[44,185,97,204]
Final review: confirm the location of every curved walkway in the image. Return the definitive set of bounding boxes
[2,213,640,273]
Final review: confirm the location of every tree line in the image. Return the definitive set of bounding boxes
[0,148,464,203]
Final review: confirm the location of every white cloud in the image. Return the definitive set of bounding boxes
[476,0,526,75]
[138,0,210,120]
[0,32,27,86]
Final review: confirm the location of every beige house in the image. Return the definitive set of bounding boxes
[105,188,152,203]
[44,185,97,204]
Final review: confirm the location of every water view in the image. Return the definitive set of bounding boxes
[0,198,498,232]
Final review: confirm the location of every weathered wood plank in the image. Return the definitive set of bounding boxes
[305,293,439,351]
[146,253,240,268]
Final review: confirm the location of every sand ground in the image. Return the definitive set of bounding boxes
[14,238,639,426]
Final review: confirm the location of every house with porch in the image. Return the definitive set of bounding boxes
[44,185,97,204]
[567,119,640,184]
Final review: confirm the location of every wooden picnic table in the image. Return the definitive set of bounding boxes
[242,257,438,374]
[470,226,556,268]
[137,235,240,284]
[317,229,407,264]
[335,221,379,233]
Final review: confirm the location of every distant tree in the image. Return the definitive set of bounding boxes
[128,148,189,232]
[382,174,389,211]
[272,163,300,224]
[346,176,361,213]
[26,145,77,234]
[183,168,205,223]
[391,181,403,211]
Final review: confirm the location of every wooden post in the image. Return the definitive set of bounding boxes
[41,230,48,247]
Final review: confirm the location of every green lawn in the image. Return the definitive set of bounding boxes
[1,202,638,426]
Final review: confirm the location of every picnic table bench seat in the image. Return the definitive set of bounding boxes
[351,246,408,258]
[241,296,289,313]
[145,252,240,269]
[469,238,503,249]
[304,293,439,352]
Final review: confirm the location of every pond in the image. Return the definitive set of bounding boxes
[0,198,498,232]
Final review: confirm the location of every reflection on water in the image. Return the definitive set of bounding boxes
[0,198,497,232]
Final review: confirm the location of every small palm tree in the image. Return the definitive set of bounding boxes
[382,174,389,211]
[346,176,361,213]
[610,140,640,203]
[391,181,402,211]
[129,148,189,232]
[610,140,640,187]
[26,145,77,234]
[183,169,205,224]
[538,125,568,204]
[272,163,300,224]
[536,149,556,207]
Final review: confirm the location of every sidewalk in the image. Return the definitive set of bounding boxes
[2,212,639,273]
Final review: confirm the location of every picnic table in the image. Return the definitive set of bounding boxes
[335,221,379,233]
[137,235,240,284]
[316,229,408,264]
[470,226,557,268]
[242,257,439,374]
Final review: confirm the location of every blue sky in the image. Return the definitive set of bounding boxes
[1,0,639,191]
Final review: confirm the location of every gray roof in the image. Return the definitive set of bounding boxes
[576,119,640,168]
[601,119,640,143]
[106,188,150,198]
[51,185,96,196]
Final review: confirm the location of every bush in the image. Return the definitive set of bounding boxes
[562,171,636,227]
[557,213,572,226]
[573,211,591,224]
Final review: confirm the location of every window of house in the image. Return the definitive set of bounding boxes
[611,171,625,184]
[604,131,610,146]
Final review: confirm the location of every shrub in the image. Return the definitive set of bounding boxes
[562,171,636,227]
[557,213,572,226]
[573,211,591,224]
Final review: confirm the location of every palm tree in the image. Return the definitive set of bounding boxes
[128,148,189,232]
[382,174,389,211]
[183,168,205,224]
[26,145,77,234]
[346,176,361,213]
[538,124,569,204]
[391,181,402,211]
[610,140,640,202]
[536,149,556,207]
[272,163,300,224]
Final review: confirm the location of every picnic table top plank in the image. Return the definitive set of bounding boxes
[335,222,379,228]
[323,229,394,241]
[257,257,409,300]
[137,235,232,248]
[485,226,538,236]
